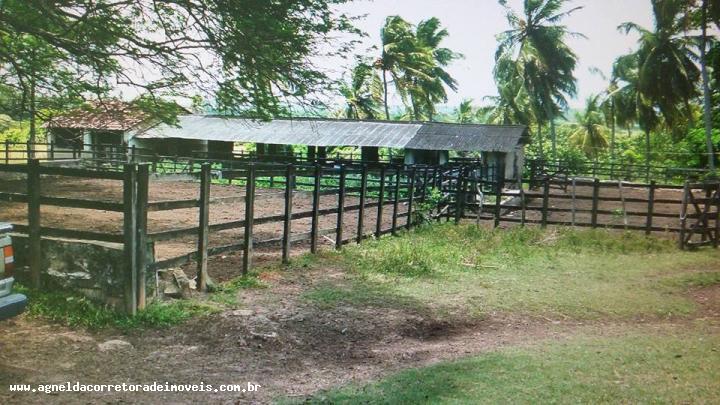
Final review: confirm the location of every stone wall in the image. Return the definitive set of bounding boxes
[12,235,155,310]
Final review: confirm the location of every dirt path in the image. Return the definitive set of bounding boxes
[1,264,718,405]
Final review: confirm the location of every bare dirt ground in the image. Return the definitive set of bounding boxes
[1,262,718,405]
[0,175,407,273]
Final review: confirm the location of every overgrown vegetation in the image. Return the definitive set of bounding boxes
[296,330,720,404]
[300,225,720,319]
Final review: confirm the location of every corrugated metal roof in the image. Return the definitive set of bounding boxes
[136,115,527,152]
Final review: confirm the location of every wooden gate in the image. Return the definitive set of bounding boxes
[679,182,720,249]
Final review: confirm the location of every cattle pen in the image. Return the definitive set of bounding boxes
[0,142,718,315]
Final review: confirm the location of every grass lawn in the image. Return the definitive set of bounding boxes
[299,329,720,404]
[289,225,720,403]
[300,225,720,320]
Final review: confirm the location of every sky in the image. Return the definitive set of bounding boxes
[335,0,655,110]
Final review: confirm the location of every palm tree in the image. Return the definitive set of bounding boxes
[377,16,432,120]
[611,52,660,167]
[455,99,476,123]
[620,0,700,134]
[339,62,383,120]
[409,17,461,121]
[699,0,717,171]
[568,95,609,158]
[339,62,383,161]
[495,0,582,160]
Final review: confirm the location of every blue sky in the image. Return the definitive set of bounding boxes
[335,0,654,109]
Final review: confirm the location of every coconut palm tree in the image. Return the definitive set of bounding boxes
[409,17,461,121]
[611,52,660,167]
[568,95,609,158]
[620,0,700,133]
[455,99,476,123]
[495,0,582,160]
[377,16,433,120]
[339,62,383,120]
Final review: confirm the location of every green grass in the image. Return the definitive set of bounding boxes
[300,225,720,320]
[295,331,720,404]
[15,272,267,330]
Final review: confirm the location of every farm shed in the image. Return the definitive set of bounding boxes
[44,101,201,159]
[132,116,529,179]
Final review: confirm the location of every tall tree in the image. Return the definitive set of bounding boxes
[408,17,461,121]
[455,99,476,124]
[620,0,700,134]
[339,62,383,120]
[611,52,660,167]
[698,0,717,170]
[495,0,582,160]
[0,0,358,127]
[376,16,429,120]
[568,95,609,158]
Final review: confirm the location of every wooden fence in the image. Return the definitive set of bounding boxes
[2,152,717,316]
[1,158,491,315]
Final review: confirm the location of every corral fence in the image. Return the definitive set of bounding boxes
[0,156,502,314]
[527,158,713,185]
[1,142,718,315]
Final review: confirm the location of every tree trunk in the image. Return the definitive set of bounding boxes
[536,123,545,162]
[550,118,557,160]
[610,99,616,162]
[28,80,36,159]
[645,129,651,167]
[382,69,390,120]
[701,0,716,172]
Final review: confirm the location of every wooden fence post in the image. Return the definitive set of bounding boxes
[493,170,502,228]
[242,164,256,275]
[197,163,211,290]
[436,170,444,222]
[392,167,401,235]
[357,164,368,243]
[591,178,600,228]
[136,164,150,307]
[456,167,466,224]
[645,180,656,235]
[310,164,321,254]
[541,177,550,228]
[123,163,138,315]
[420,167,429,203]
[335,164,346,249]
[679,181,689,250]
[4,139,9,164]
[376,166,386,237]
[406,167,416,229]
[27,159,41,288]
[282,164,294,264]
[715,183,720,249]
